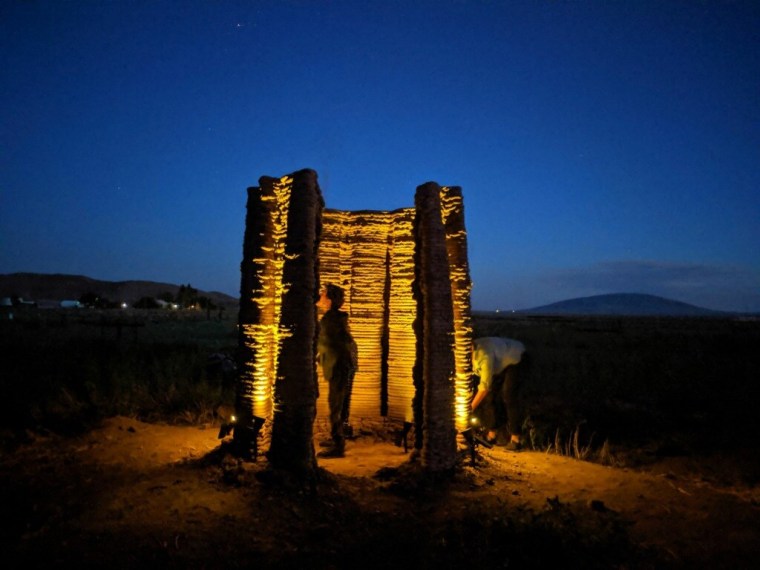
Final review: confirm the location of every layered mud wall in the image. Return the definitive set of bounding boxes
[317,208,418,422]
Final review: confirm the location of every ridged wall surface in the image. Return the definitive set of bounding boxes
[317,208,418,421]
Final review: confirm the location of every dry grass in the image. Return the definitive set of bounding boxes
[545,425,596,461]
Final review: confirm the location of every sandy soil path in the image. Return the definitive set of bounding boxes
[2,417,758,568]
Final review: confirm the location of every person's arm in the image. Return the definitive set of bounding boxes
[471,358,492,410]
[471,386,488,410]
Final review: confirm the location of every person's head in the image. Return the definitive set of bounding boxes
[318,283,345,310]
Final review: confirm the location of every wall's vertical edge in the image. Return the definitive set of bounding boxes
[380,246,391,417]
[340,215,355,314]
[440,186,474,432]
[415,183,457,471]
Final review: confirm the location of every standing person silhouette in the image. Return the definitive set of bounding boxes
[316,284,358,458]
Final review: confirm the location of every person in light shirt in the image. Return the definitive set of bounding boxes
[471,337,529,451]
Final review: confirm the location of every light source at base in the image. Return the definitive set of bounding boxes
[461,426,493,466]
[227,415,267,460]
[217,414,236,439]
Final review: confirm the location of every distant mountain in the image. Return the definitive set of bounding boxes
[0,273,238,309]
[519,293,726,317]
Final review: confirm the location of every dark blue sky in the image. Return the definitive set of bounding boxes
[2,1,759,311]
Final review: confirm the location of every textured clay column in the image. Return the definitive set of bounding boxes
[440,186,474,432]
[414,182,457,472]
[266,169,323,475]
[237,181,276,448]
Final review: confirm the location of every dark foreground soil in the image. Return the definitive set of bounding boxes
[2,417,759,569]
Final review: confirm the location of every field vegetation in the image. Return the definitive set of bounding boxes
[0,308,239,437]
[476,314,760,481]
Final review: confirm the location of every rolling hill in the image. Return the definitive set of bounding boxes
[519,293,726,316]
[0,273,238,309]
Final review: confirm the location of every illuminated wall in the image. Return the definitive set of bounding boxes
[239,171,473,437]
[317,208,419,422]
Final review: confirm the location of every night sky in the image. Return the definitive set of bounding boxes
[2,1,758,312]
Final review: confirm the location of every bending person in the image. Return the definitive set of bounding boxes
[471,337,528,451]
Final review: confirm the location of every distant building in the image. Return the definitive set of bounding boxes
[59,300,82,309]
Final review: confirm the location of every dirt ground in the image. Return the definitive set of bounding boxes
[2,417,759,569]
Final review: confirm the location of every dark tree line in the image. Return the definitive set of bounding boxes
[77,284,218,311]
